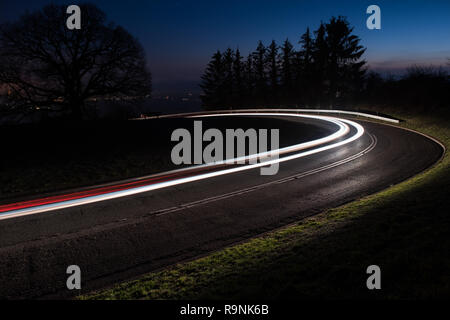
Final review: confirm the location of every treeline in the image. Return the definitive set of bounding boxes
[200,17,450,113]
[200,16,366,109]
[363,66,450,112]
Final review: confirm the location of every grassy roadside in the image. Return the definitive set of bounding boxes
[81,108,450,300]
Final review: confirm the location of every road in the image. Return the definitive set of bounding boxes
[0,111,444,299]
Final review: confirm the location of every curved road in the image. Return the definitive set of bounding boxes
[0,111,443,299]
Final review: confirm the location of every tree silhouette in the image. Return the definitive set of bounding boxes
[299,28,313,68]
[324,16,366,107]
[0,3,151,120]
[243,53,255,106]
[360,67,449,112]
[200,50,225,109]
[298,28,314,105]
[311,23,328,107]
[233,48,244,105]
[222,48,235,107]
[253,41,268,105]
[279,39,295,103]
[267,40,280,104]
[200,16,367,110]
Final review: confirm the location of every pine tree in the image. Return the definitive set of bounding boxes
[200,17,366,110]
[280,39,295,104]
[243,53,255,107]
[252,41,268,105]
[298,28,314,105]
[233,48,244,106]
[300,27,313,67]
[312,22,328,107]
[324,16,366,107]
[223,48,235,108]
[200,51,225,109]
[267,40,280,104]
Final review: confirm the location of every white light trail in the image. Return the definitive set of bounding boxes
[0,113,365,220]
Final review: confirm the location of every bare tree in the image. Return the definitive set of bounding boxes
[0,3,151,120]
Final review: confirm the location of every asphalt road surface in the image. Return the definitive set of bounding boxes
[0,113,443,299]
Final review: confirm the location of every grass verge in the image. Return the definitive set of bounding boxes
[81,108,450,300]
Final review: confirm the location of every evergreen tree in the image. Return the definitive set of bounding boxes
[243,53,255,106]
[233,48,244,106]
[311,22,329,107]
[267,40,280,104]
[200,51,225,109]
[298,28,314,105]
[324,16,366,107]
[200,17,366,110]
[223,48,235,107]
[300,27,313,67]
[280,39,295,104]
[252,41,268,105]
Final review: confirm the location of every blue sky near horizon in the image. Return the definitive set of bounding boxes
[1,0,449,92]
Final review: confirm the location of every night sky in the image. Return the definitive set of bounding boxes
[1,0,450,93]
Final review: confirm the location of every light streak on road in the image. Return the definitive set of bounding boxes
[189,113,350,164]
[0,112,364,220]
